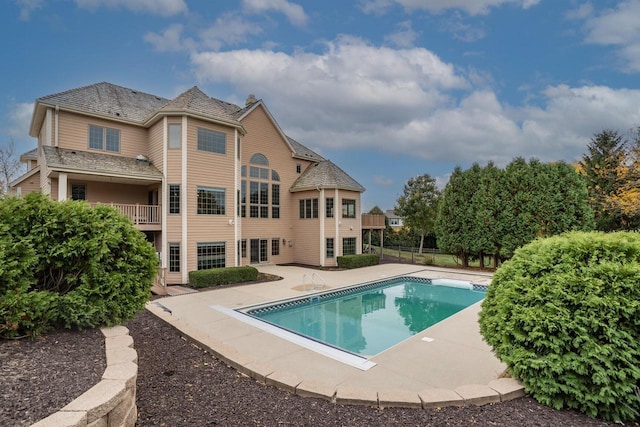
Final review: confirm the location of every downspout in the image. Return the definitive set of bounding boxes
[234,129,239,266]
[54,105,59,147]
[181,116,188,283]
[318,187,325,266]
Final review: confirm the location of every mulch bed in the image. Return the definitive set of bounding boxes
[2,298,635,426]
[0,328,105,427]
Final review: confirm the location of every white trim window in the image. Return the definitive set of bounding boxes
[89,125,120,152]
[197,186,225,215]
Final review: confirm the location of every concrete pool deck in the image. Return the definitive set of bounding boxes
[145,264,525,408]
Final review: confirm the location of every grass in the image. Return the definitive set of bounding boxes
[370,246,495,269]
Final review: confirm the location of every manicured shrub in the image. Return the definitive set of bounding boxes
[336,254,379,269]
[189,266,259,288]
[0,193,158,338]
[479,231,640,422]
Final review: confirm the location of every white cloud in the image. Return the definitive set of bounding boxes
[15,0,43,21]
[361,0,540,15]
[144,24,195,52]
[199,13,264,51]
[439,12,486,42]
[190,37,640,167]
[5,101,33,138]
[384,21,419,47]
[581,0,640,72]
[242,0,308,27]
[565,2,594,21]
[74,0,187,16]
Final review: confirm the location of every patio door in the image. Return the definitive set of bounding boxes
[250,239,268,263]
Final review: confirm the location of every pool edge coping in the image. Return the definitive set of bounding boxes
[145,267,526,409]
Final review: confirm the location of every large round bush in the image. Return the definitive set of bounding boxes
[0,193,158,337]
[479,231,640,422]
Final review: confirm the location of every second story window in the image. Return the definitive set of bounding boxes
[197,186,225,215]
[89,125,120,153]
[299,198,318,219]
[197,128,226,154]
[168,124,181,149]
[326,197,334,218]
[342,199,356,219]
[169,184,180,214]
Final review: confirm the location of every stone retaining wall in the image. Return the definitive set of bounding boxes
[31,326,138,427]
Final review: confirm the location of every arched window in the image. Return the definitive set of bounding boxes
[250,153,269,166]
[241,153,280,219]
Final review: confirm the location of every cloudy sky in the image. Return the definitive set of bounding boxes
[2,0,640,210]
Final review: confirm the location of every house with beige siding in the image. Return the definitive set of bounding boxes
[11,82,367,284]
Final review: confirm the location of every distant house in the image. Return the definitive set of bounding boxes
[385,209,404,229]
[11,82,365,284]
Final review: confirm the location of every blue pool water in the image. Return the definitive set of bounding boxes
[247,277,485,356]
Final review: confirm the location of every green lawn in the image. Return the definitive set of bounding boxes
[370,246,492,269]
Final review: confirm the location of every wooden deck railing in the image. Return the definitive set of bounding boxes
[361,213,386,229]
[92,203,161,226]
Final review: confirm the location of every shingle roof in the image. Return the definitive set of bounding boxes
[158,86,242,124]
[43,146,162,180]
[38,82,170,123]
[290,160,365,192]
[286,136,325,162]
[19,148,38,160]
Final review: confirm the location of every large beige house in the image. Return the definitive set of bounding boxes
[12,82,371,284]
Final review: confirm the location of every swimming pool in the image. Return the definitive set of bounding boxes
[245,276,486,357]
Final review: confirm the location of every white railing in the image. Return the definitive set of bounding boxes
[92,203,161,226]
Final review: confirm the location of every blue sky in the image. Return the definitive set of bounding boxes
[2,0,640,211]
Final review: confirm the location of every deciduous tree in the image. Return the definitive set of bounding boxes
[395,173,440,254]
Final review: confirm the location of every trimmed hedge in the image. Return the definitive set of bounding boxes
[336,254,380,269]
[479,231,640,422]
[0,193,158,338]
[188,266,259,288]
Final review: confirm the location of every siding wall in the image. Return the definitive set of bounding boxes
[184,117,237,273]
[291,190,322,265]
[14,170,41,195]
[57,111,149,158]
[239,105,314,266]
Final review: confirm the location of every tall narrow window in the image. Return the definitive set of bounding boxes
[71,183,86,201]
[271,238,280,256]
[272,184,280,219]
[168,124,181,149]
[296,163,301,174]
[169,184,180,214]
[326,198,334,218]
[240,180,246,218]
[168,243,180,272]
[326,238,334,258]
[241,239,247,258]
[197,186,225,215]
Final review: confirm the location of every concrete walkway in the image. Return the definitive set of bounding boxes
[145,264,524,409]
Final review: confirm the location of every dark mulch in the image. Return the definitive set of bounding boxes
[129,310,622,427]
[3,306,635,426]
[0,328,106,427]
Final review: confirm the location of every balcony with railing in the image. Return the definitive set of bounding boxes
[361,213,386,229]
[92,203,161,231]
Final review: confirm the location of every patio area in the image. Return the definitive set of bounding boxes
[145,264,524,408]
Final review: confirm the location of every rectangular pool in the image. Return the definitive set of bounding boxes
[246,277,486,357]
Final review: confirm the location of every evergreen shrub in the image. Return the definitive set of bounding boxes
[336,254,379,269]
[479,231,640,422]
[0,193,158,338]
[188,266,259,288]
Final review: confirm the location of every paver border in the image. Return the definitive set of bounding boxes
[30,326,138,427]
